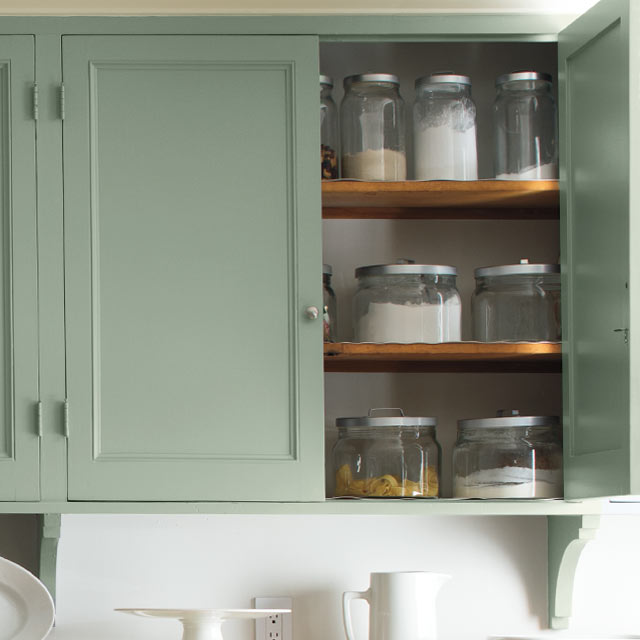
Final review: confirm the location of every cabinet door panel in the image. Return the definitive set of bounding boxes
[63,36,323,501]
[0,36,39,500]
[560,0,639,498]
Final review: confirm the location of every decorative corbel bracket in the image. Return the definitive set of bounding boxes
[38,514,61,605]
[547,514,600,629]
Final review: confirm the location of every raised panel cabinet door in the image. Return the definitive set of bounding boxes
[0,37,39,501]
[63,35,324,501]
[560,0,640,498]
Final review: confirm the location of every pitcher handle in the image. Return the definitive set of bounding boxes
[342,589,371,640]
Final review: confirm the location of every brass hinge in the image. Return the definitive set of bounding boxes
[32,82,39,121]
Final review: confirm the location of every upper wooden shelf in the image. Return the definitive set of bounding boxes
[322,180,560,220]
[324,342,562,373]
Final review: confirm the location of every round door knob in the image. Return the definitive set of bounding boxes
[305,306,320,320]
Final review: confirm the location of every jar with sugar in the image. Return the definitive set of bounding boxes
[353,261,461,343]
[340,74,406,181]
[452,410,563,498]
[413,72,478,180]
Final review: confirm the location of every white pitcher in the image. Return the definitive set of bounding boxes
[343,571,450,640]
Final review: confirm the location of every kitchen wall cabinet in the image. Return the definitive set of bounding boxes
[0,36,40,501]
[0,0,634,509]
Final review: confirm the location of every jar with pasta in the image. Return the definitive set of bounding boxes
[332,409,440,498]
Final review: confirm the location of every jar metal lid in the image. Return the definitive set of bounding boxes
[356,263,458,278]
[475,259,559,278]
[496,71,553,86]
[458,415,560,429]
[415,72,471,88]
[323,263,333,276]
[344,73,400,88]
[337,415,437,428]
[320,74,334,87]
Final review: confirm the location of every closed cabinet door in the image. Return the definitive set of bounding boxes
[560,0,640,498]
[0,36,40,500]
[63,36,324,501]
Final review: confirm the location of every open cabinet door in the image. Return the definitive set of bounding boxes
[560,0,640,498]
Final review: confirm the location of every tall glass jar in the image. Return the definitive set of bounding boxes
[493,71,558,179]
[322,263,337,342]
[353,261,461,343]
[340,74,406,181]
[320,75,339,179]
[452,411,563,498]
[413,73,478,180]
[471,260,561,342]
[332,409,440,498]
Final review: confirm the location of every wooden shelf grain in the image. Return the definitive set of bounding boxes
[322,180,559,220]
[324,342,562,373]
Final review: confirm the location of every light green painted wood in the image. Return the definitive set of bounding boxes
[547,515,599,629]
[560,0,636,498]
[38,513,60,604]
[35,35,67,502]
[0,36,40,501]
[63,35,324,502]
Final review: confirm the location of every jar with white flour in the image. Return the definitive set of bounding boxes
[413,73,478,180]
[353,261,461,343]
[452,411,563,498]
[340,74,406,181]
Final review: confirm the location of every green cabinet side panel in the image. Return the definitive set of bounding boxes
[560,0,636,498]
[62,35,324,501]
[0,36,39,501]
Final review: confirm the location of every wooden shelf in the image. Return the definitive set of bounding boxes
[322,180,559,219]
[324,342,562,373]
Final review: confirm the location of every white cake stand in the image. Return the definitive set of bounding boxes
[116,608,290,640]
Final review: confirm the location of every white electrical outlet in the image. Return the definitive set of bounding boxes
[253,597,292,640]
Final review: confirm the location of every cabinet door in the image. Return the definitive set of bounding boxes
[560,0,640,498]
[63,36,324,501]
[0,37,39,500]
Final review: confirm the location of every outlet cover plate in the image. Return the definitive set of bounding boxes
[253,597,292,640]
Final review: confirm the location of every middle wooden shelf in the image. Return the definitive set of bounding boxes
[324,342,562,373]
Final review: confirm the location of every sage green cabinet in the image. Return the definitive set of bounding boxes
[560,0,640,499]
[61,35,324,501]
[0,36,39,501]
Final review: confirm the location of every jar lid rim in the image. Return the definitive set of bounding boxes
[496,71,553,86]
[320,74,334,87]
[323,263,333,275]
[336,416,437,427]
[344,73,400,87]
[458,415,560,428]
[415,73,471,88]
[475,263,559,277]
[356,264,458,277]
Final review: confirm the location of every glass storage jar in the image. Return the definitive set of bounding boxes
[323,263,337,342]
[320,75,339,179]
[452,411,563,498]
[413,73,478,180]
[353,261,461,343]
[340,74,406,181]
[493,71,558,179]
[333,409,440,498]
[471,259,561,342]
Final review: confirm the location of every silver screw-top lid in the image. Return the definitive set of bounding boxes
[323,263,333,276]
[496,71,553,86]
[356,259,457,278]
[475,259,559,278]
[415,72,472,89]
[458,409,560,429]
[337,408,436,428]
[320,74,334,87]
[344,73,400,88]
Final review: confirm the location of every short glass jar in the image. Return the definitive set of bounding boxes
[353,261,461,343]
[340,74,406,181]
[322,263,337,342]
[471,259,561,342]
[452,411,563,498]
[320,75,339,179]
[413,73,478,180]
[493,71,558,179]
[333,409,440,498]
